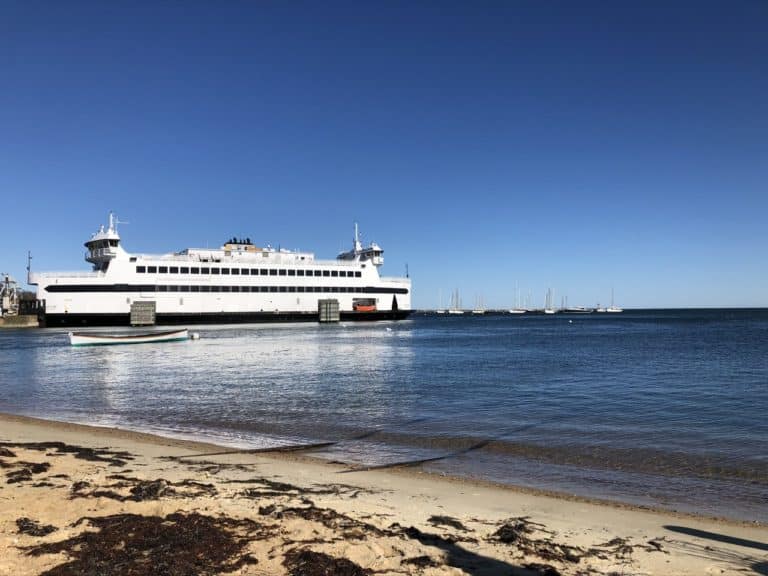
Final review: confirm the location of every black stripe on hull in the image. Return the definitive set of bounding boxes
[43,310,412,328]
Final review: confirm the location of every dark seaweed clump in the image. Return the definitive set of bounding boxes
[24,512,268,576]
[0,442,134,466]
[16,517,58,537]
[283,549,370,576]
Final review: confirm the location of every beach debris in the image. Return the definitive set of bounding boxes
[16,517,58,537]
[283,548,370,576]
[0,441,134,466]
[0,446,16,457]
[402,555,441,568]
[23,512,270,575]
[428,514,471,532]
[69,475,216,502]
[278,505,388,539]
[6,461,51,484]
[491,517,582,563]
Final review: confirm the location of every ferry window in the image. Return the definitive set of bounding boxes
[314,270,322,277]
[189,267,197,274]
[201,267,210,274]
[322,270,330,277]
[269,269,277,276]
[148,266,157,273]
[109,240,118,247]
[355,271,362,278]
[288,286,296,292]
[339,271,346,277]
[130,257,137,262]
[231,286,239,292]
[241,286,250,292]
[136,266,146,273]
[331,287,338,293]
[212,268,220,275]
[322,287,330,292]
[188,286,197,292]
[240,268,248,275]
[201,286,210,292]
[279,269,286,276]
[297,286,305,292]
[260,286,268,292]
[159,266,168,274]
[288,269,295,276]
[279,286,287,292]
[297,270,305,276]
[181,267,190,274]
[222,286,230,292]
[250,269,258,275]
[158,285,168,292]
[170,267,179,274]
[269,286,277,292]
[331,270,338,277]
[222,268,230,275]
[260,269,268,275]
[231,268,239,275]
[180,285,190,292]
[211,286,220,292]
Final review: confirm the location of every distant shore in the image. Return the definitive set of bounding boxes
[1,412,765,575]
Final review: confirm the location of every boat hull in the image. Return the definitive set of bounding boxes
[46,309,413,328]
[69,329,189,346]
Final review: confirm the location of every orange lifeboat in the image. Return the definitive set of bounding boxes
[353,303,377,312]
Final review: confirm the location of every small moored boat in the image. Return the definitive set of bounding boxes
[69,328,190,347]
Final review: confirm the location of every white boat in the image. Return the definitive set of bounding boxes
[448,289,464,314]
[606,288,623,313]
[508,308,526,314]
[29,215,412,327]
[69,328,189,346]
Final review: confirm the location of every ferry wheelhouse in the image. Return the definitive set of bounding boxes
[30,215,412,327]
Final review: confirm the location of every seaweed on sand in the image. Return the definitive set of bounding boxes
[0,442,134,466]
[23,512,271,576]
[283,548,370,576]
[16,518,58,537]
[70,475,217,502]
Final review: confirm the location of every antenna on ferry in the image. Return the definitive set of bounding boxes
[26,251,32,285]
[353,222,361,252]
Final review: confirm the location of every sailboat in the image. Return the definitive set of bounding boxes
[471,295,485,315]
[448,289,464,314]
[606,287,623,313]
[509,283,526,314]
[543,288,556,314]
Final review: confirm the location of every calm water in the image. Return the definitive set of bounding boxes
[1,310,767,522]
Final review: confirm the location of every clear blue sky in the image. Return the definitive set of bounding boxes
[1,1,766,308]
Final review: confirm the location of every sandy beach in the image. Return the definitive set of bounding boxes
[0,413,765,576]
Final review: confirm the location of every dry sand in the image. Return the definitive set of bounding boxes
[1,412,766,575]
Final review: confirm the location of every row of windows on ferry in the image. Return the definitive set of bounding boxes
[149,285,386,293]
[135,266,362,278]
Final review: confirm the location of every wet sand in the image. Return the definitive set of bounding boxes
[1,412,766,575]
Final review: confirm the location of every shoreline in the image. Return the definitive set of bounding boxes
[1,411,763,529]
[2,411,767,575]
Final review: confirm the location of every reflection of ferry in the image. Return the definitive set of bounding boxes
[31,215,412,327]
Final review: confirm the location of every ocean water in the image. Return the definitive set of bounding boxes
[1,309,766,522]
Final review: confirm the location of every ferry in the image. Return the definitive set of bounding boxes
[30,214,412,327]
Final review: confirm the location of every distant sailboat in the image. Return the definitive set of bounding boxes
[509,283,526,314]
[448,288,464,315]
[606,287,623,313]
[472,295,485,315]
[543,287,556,314]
